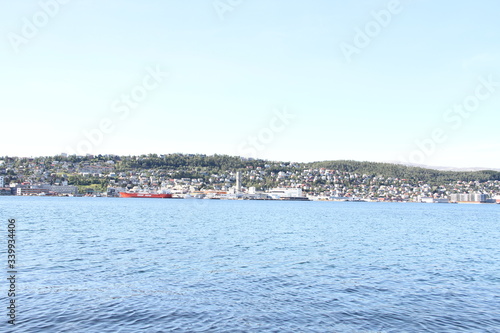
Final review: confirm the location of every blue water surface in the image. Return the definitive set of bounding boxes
[1,197,499,332]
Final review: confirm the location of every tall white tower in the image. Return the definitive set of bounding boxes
[236,172,241,192]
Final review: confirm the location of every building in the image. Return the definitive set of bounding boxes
[14,184,78,196]
[48,185,78,195]
[267,187,304,199]
[450,193,488,203]
[16,187,50,196]
[107,187,125,197]
[0,176,4,187]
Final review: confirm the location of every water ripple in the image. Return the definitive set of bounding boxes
[1,197,499,332]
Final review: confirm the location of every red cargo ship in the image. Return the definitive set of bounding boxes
[119,192,173,198]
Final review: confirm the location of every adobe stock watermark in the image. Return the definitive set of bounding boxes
[7,0,71,53]
[213,0,243,21]
[340,0,403,63]
[237,107,295,159]
[399,75,498,165]
[65,65,168,156]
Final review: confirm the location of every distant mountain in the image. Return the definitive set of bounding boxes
[385,161,500,172]
[305,160,500,184]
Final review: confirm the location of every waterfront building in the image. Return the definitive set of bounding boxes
[47,185,78,195]
[450,193,489,203]
[14,184,78,196]
[420,197,435,203]
[16,187,49,196]
[267,187,303,199]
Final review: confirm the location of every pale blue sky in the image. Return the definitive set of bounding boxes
[1,0,499,168]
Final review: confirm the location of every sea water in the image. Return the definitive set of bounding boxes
[1,197,499,332]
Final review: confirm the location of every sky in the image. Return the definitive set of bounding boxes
[1,0,499,169]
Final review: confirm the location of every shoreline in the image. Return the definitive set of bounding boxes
[1,195,499,204]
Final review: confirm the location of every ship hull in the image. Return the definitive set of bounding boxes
[119,192,172,198]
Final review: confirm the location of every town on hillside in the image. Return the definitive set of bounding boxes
[1,154,499,204]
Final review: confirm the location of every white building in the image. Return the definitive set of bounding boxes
[0,176,4,187]
[267,187,303,199]
[420,197,434,203]
[450,193,488,203]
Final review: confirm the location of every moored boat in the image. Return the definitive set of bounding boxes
[119,192,173,198]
